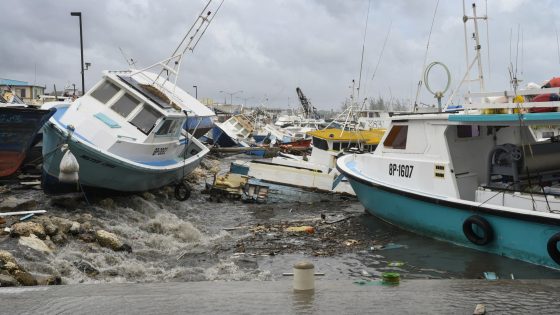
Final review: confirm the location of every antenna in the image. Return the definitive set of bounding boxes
[119,47,136,68]
[366,20,392,105]
[444,1,488,109]
[356,0,372,103]
[131,0,224,99]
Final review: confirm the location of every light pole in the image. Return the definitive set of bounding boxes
[219,90,243,104]
[193,85,198,99]
[70,12,85,96]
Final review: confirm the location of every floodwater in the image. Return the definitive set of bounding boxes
[1,155,559,287]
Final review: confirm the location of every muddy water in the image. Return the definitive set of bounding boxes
[1,155,559,285]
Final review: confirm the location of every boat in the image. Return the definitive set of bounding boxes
[231,128,385,195]
[40,0,223,193]
[211,114,254,147]
[0,91,56,177]
[337,2,560,269]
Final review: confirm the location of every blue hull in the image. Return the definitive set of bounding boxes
[345,174,560,269]
[184,116,214,139]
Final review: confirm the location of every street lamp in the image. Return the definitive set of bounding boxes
[193,85,198,99]
[219,90,243,105]
[70,12,85,95]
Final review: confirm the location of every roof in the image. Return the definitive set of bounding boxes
[307,128,386,145]
[0,78,44,88]
[449,112,560,125]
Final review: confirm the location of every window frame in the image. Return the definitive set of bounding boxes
[383,125,408,149]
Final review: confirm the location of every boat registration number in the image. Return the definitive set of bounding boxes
[389,163,414,178]
[152,147,168,156]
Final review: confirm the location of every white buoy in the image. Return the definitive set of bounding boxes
[293,261,315,291]
[58,144,79,183]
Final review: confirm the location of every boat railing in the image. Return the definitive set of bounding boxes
[460,87,560,113]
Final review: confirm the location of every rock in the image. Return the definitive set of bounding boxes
[98,198,115,209]
[13,270,37,286]
[0,274,19,287]
[51,232,68,245]
[78,232,96,243]
[50,193,83,210]
[36,275,62,286]
[69,222,81,235]
[73,260,99,277]
[0,197,37,211]
[142,192,155,201]
[81,221,92,231]
[0,250,17,265]
[3,262,20,273]
[95,230,124,251]
[10,222,46,239]
[36,217,58,236]
[50,217,73,234]
[0,217,6,226]
[18,234,53,254]
[77,213,93,224]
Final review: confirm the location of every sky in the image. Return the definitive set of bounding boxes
[2,0,560,111]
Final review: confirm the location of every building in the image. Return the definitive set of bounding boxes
[0,78,45,104]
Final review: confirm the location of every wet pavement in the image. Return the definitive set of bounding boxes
[2,279,560,314]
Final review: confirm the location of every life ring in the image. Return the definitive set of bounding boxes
[175,182,191,201]
[546,232,560,265]
[462,215,493,245]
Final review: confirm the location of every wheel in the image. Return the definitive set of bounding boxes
[174,183,191,201]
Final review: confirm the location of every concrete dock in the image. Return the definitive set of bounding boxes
[2,279,560,314]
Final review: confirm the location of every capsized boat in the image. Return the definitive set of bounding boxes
[211,114,254,147]
[41,71,209,192]
[0,92,56,177]
[232,128,385,195]
[40,0,223,193]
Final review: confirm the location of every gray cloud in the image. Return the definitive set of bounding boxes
[1,0,560,110]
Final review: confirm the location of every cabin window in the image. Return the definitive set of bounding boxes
[155,119,181,136]
[91,81,119,104]
[332,142,341,151]
[112,93,140,118]
[383,125,408,149]
[131,105,162,134]
[313,137,329,150]
[542,131,555,138]
[457,125,480,138]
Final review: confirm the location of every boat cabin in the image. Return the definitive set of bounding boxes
[366,97,560,213]
[56,71,204,163]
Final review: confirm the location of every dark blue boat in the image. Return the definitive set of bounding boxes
[0,106,56,177]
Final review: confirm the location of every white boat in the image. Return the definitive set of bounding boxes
[231,128,385,195]
[211,114,254,147]
[337,2,560,269]
[41,0,223,193]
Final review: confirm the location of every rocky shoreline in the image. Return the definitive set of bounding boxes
[1,156,373,287]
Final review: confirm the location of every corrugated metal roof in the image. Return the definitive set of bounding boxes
[0,78,30,86]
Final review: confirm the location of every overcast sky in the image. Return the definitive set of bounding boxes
[2,0,560,110]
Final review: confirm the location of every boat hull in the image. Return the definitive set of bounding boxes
[233,160,355,195]
[42,120,203,193]
[342,167,560,269]
[184,116,214,139]
[211,125,238,147]
[0,107,56,177]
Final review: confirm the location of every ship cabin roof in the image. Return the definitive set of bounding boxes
[81,73,187,141]
[308,128,385,145]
